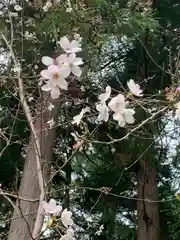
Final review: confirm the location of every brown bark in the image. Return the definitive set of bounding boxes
[137,160,159,240]
[8,95,60,240]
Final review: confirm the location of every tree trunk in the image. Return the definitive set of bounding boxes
[8,95,60,240]
[137,160,159,240]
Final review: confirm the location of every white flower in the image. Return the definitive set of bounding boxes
[40,65,69,99]
[113,108,135,127]
[61,209,74,228]
[60,228,75,240]
[42,199,62,216]
[72,107,90,125]
[59,36,81,53]
[47,118,55,128]
[96,102,109,122]
[48,103,55,111]
[127,79,143,97]
[14,5,22,11]
[57,53,83,77]
[108,94,126,112]
[98,86,111,102]
[175,101,180,119]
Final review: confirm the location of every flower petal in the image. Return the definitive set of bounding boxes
[49,199,57,208]
[56,54,68,65]
[41,83,52,91]
[113,112,126,127]
[73,57,83,66]
[68,53,76,63]
[61,209,74,228]
[51,87,61,99]
[108,94,126,112]
[57,77,68,90]
[59,36,70,52]
[127,79,143,97]
[98,86,111,102]
[70,40,82,53]
[48,65,60,74]
[72,107,90,125]
[42,56,53,66]
[59,66,71,78]
[96,102,109,122]
[40,69,52,79]
[71,65,82,77]
[125,109,135,124]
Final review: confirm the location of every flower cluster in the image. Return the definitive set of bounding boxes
[40,36,83,99]
[95,79,143,127]
[42,199,75,239]
[72,79,143,127]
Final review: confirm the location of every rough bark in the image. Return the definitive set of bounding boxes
[137,160,159,240]
[8,95,60,240]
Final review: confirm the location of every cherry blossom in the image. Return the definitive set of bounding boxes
[57,53,83,77]
[113,108,135,127]
[98,86,111,102]
[42,199,62,216]
[96,102,109,122]
[127,79,143,97]
[61,209,74,228]
[40,65,69,99]
[59,36,81,53]
[72,107,90,125]
[108,94,126,112]
[60,228,75,240]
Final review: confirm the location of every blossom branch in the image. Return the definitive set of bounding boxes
[80,104,171,145]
